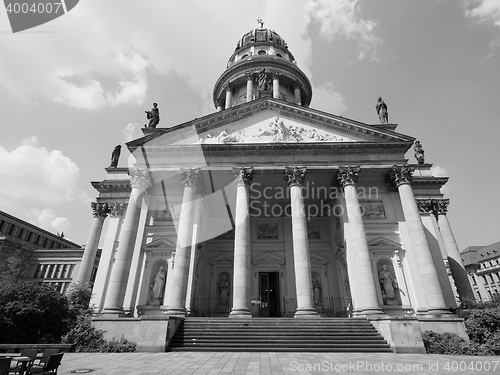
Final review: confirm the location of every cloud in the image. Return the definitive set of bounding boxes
[310,83,347,114]
[465,0,500,27]
[0,0,380,113]
[123,123,142,142]
[0,137,89,211]
[53,51,150,110]
[431,165,448,177]
[27,208,71,235]
[306,0,381,59]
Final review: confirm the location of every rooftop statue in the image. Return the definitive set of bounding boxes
[257,15,264,29]
[376,97,388,124]
[110,145,121,168]
[145,102,160,128]
[414,140,425,164]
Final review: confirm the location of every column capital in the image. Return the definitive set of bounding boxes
[284,166,306,188]
[180,168,200,188]
[108,202,126,217]
[223,82,232,92]
[337,166,360,188]
[91,202,109,218]
[432,198,449,216]
[129,169,151,190]
[272,71,281,79]
[233,167,254,186]
[415,198,433,214]
[245,71,254,80]
[391,165,415,187]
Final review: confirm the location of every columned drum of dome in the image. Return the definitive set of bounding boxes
[213,24,312,109]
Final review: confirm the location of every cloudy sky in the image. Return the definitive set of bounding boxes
[0,0,499,250]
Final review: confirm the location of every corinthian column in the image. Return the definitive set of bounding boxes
[293,85,301,106]
[432,199,475,302]
[392,165,451,315]
[230,167,254,318]
[224,83,232,109]
[272,72,280,99]
[245,72,254,102]
[102,169,150,315]
[165,168,199,316]
[285,167,318,318]
[76,202,109,284]
[338,167,384,316]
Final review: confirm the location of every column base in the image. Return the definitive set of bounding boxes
[229,308,252,318]
[100,307,126,318]
[351,307,385,317]
[417,307,452,317]
[163,307,186,317]
[294,309,319,318]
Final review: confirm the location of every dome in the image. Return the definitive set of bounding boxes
[213,19,312,109]
[237,28,289,50]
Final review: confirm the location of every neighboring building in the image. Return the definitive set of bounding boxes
[0,210,93,293]
[462,241,500,302]
[80,21,471,351]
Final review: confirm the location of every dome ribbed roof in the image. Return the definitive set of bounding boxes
[236,28,288,50]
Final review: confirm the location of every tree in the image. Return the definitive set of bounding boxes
[0,283,70,343]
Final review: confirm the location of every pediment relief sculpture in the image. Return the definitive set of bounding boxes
[195,117,351,144]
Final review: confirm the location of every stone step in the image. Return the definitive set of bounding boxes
[167,318,391,353]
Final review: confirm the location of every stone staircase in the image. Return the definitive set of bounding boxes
[167,318,392,352]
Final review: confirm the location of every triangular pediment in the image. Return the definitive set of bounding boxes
[252,253,285,265]
[368,237,402,249]
[143,238,176,250]
[127,98,414,151]
[210,254,234,265]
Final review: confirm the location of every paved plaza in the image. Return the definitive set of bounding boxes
[56,352,500,375]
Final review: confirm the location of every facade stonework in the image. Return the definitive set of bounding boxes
[82,23,470,351]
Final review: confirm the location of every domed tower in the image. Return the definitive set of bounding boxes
[213,18,312,110]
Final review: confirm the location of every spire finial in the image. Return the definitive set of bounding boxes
[257,15,264,29]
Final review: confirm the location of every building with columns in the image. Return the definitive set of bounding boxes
[84,22,470,351]
[0,210,87,293]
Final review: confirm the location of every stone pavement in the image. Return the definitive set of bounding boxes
[56,352,500,375]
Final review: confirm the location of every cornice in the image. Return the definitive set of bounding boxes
[411,176,449,188]
[132,99,414,153]
[91,180,131,193]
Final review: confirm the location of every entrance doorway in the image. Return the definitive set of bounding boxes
[259,272,280,317]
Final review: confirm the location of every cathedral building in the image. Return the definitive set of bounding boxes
[82,21,471,352]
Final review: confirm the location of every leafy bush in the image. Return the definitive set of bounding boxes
[422,331,494,356]
[456,297,500,348]
[61,313,106,352]
[0,283,69,343]
[99,338,137,353]
[423,294,500,355]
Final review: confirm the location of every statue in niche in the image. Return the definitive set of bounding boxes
[150,266,166,304]
[110,145,121,168]
[378,265,400,305]
[145,102,160,128]
[376,97,388,124]
[257,68,269,91]
[312,277,322,306]
[219,274,230,305]
[414,140,425,164]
